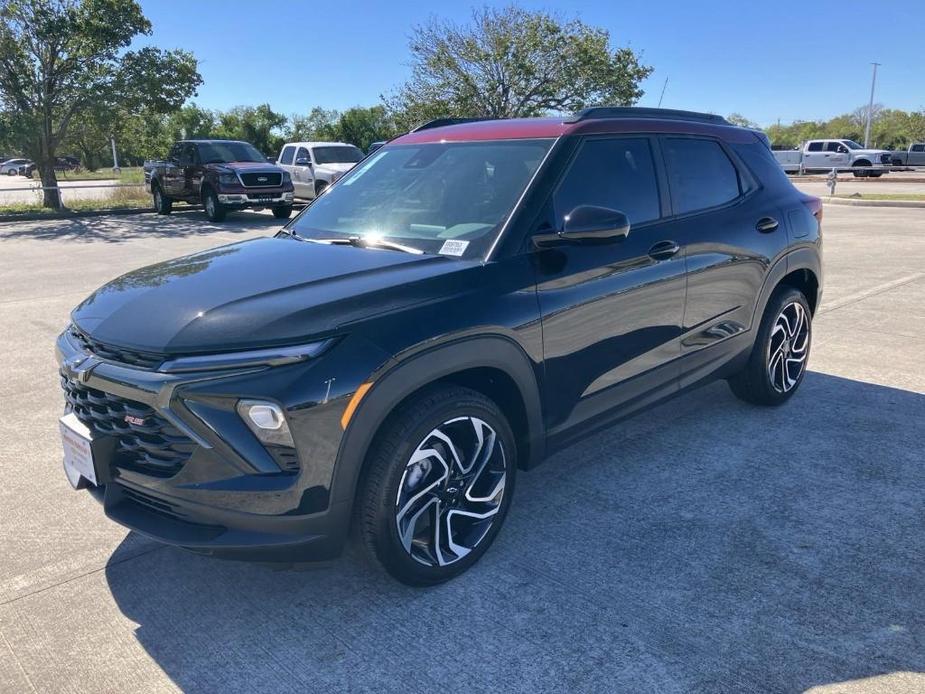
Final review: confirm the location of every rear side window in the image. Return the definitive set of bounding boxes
[554,137,660,226]
[279,146,295,165]
[912,144,925,153]
[807,142,824,152]
[662,138,741,214]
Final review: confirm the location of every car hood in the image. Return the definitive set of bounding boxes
[206,161,283,173]
[71,237,476,355]
[853,148,890,156]
[314,162,355,175]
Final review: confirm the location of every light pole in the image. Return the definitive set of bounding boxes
[864,62,881,148]
[110,133,121,174]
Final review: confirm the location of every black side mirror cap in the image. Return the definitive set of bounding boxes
[533,205,631,248]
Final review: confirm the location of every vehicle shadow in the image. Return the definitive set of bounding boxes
[105,372,925,693]
[0,209,285,243]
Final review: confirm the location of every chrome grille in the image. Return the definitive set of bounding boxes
[60,372,195,477]
[240,172,282,187]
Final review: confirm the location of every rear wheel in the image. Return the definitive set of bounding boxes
[152,182,172,215]
[314,181,328,198]
[203,187,226,222]
[272,205,292,219]
[357,386,516,585]
[728,287,812,406]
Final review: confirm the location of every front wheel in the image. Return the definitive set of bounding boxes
[203,188,226,222]
[272,205,292,219]
[152,183,172,215]
[357,386,516,585]
[728,287,812,406]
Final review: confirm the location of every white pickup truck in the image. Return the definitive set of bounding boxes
[773,139,892,177]
[275,141,364,199]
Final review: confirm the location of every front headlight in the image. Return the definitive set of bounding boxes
[218,172,238,186]
[159,340,333,373]
[281,171,291,183]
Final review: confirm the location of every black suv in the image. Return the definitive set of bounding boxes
[56,108,822,585]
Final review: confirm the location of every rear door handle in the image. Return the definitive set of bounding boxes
[648,240,680,261]
[756,217,780,233]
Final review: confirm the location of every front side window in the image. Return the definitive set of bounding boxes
[311,145,364,165]
[826,142,846,152]
[553,137,660,227]
[198,141,267,164]
[289,139,553,256]
[296,147,311,163]
[279,146,295,165]
[663,138,741,215]
[912,144,925,153]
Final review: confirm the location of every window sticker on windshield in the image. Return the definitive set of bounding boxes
[342,151,388,186]
[438,239,469,256]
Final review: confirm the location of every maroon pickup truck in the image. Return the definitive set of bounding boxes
[145,139,294,222]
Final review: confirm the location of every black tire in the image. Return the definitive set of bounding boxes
[314,181,328,198]
[152,182,172,215]
[202,187,226,222]
[869,171,884,178]
[728,287,812,406]
[6,169,15,176]
[852,160,871,178]
[272,205,292,219]
[357,385,516,586]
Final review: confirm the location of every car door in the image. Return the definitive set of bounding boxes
[293,146,315,199]
[163,144,182,196]
[825,141,850,168]
[802,141,826,170]
[658,135,790,387]
[533,136,687,443]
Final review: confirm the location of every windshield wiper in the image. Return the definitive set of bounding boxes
[306,236,424,255]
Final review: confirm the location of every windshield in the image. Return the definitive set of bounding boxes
[312,145,365,164]
[198,142,267,164]
[288,139,553,257]
[842,140,865,150]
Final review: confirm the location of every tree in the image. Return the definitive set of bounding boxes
[215,103,287,156]
[286,107,340,142]
[0,0,201,208]
[387,5,652,129]
[727,113,759,129]
[335,106,397,151]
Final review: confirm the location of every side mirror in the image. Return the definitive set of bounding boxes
[295,157,312,167]
[266,157,276,164]
[534,205,631,247]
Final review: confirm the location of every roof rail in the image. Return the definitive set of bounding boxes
[410,117,495,133]
[566,107,730,126]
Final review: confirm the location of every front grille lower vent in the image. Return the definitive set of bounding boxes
[60,372,195,477]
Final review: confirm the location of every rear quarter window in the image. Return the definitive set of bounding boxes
[662,138,742,215]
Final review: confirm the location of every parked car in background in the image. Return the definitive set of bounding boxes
[145,139,294,222]
[276,141,364,199]
[55,156,81,172]
[56,107,822,585]
[18,162,35,178]
[890,143,925,167]
[773,139,892,177]
[0,158,32,175]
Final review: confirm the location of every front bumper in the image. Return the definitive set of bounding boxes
[55,329,358,562]
[218,191,294,207]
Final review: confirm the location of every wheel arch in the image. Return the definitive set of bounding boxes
[752,249,822,326]
[330,335,546,509]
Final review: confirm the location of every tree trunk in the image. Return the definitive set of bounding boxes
[38,159,62,210]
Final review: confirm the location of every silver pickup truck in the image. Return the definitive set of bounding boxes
[773,139,892,177]
[890,144,925,167]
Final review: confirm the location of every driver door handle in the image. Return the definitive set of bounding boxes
[648,240,680,261]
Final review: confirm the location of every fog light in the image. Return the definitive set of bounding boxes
[237,399,294,447]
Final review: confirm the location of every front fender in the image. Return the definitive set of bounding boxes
[329,334,545,507]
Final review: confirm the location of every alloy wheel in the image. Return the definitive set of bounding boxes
[395,416,506,567]
[766,301,809,393]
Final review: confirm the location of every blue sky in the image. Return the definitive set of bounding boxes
[136,0,925,127]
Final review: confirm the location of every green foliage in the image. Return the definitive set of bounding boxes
[386,5,653,129]
[0,0,201,207]
[765,105,925,150]
[214,104,287,156]
[726,113,759,129]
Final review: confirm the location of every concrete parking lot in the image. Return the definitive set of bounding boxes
[0,205,924,693]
